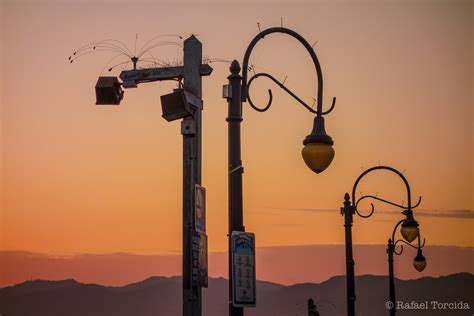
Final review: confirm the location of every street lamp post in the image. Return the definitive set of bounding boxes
[92,35,212,316]
[340,165,422,316]
[387,225,426,316]
[223,26,337,316]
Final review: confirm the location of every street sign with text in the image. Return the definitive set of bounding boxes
[231,231,256,307]
[192,230,208,288]
[195,184,206,233]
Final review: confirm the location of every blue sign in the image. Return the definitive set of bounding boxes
[231,231,256,307]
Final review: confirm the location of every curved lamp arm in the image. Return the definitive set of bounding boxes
[247,73,336,114]
[393,235,426,256]
[351,166,422,218]
[241,27,336,116]
[354,195,422,218]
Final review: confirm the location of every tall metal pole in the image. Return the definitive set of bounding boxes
[182,35,202,316]
[226,60,244,316]
[387,239,396,316]
[341,193,356,316]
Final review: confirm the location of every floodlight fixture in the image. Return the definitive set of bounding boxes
[160,88,203,122]
[95,76,124,105]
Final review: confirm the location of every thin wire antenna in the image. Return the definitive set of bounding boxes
[69,49,129,63]
[402,169,406,174]
[98,39,133,56]
[281,17,283,27]
[71,35,187,74]
[282,75,287,85]
[137,34,182,55]
[96,44,130,56]
[311,98,316,108]
[99,53,129,74]
[137,34,183,56]
[312,40,318,48]
[69,44,130,60]
[251,64,256,75]
[134,33,138,56]
[72,39,133,57]
[69,39,133,64]
[138,41,183,58]
[72,43,128,57]
[106,60,131,73]
[257,22,261,32]
[120,60,132,71]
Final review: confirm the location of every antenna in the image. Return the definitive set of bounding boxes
[134,33,138,56]
[70,34,184,74]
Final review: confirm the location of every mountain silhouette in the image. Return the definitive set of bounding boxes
[1,273,472,315]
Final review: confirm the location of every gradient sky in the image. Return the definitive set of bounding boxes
[1,0,473,260]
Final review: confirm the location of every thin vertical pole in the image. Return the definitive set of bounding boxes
[182,35,202,316]
[227,60,244,316]
[342,193,356,316]
[387,240,396,316]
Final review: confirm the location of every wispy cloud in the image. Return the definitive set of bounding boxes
[258,207,474,219]
[412,210,474,219]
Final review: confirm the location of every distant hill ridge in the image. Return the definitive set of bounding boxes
[1,273,473,316]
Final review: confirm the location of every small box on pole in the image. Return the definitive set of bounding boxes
[95,76,123,105]
[160,89,203,122]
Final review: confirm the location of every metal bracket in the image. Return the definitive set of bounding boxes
[120,64,213,89]
[229,164,244,174]
[181,118,196,136]
[182,89,203,110]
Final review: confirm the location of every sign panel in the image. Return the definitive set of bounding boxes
[192,230,208,288]
[195,185,206,233]
[231,231,256,307]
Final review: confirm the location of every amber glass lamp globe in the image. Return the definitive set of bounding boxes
[302,115,334,174]
[400,215,419,243]
[302,143,335,174]
[413,250,427,272]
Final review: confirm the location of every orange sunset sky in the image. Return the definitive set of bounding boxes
[0,0,473,285]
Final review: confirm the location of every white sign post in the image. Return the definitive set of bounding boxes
[231,231,256,307]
